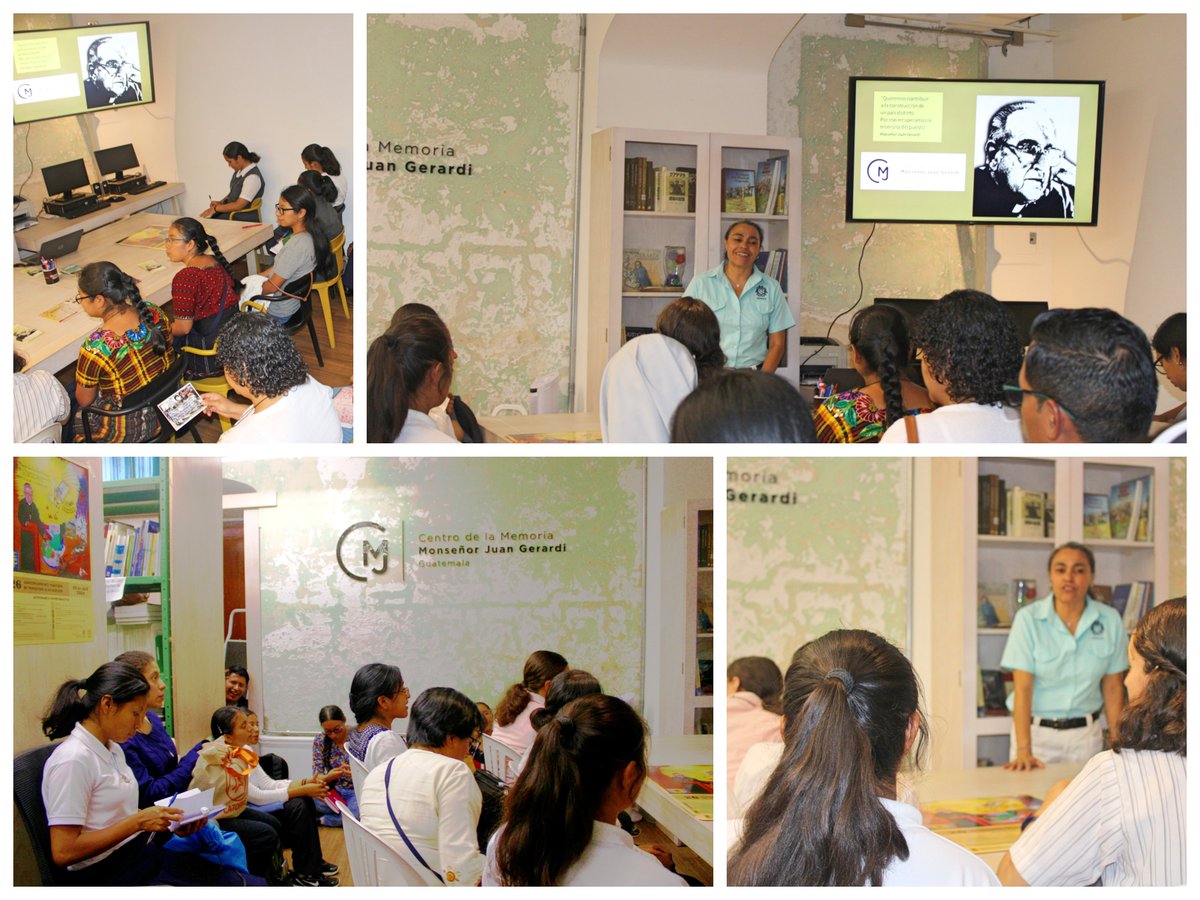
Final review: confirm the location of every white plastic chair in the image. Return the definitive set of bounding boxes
[23,422,62,443]
[481,734,522,785]
[489,403,527,416]
[331,797,443,886]
[347,752,369,799]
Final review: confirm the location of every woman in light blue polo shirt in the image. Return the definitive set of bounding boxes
[1001,542,1127,769]
[682,220,794,371]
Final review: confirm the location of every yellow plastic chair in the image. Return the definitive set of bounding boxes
[310,232,347,349]
[180,346,233,432]
[220,196,263,222]
[243,274,323,366]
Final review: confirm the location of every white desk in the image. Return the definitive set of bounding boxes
[478,412,601,443]
[637,734,714,867]
[14,213,273,373]
[15,182,186,253]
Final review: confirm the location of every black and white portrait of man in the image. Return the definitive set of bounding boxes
[972,97,1079,219]
[80,34,143,109]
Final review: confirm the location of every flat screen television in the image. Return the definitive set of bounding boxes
[13,21,155,125]
[847,77,1104,226]
[95,143,140,178]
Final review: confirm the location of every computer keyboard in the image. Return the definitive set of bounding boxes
[124,180,167,195]
[60,199,113,219]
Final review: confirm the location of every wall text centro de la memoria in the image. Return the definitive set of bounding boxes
[368,141,474,176]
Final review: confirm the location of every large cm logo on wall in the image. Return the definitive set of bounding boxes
[336,521,401,582]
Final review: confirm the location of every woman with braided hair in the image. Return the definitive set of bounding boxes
[814,304,931,443]
[729,629,997,885]
[485,693,686,886]
[366,304,458,443]
[1000,597,1186,886]
[72,261,175,442]
[164,217,241,377]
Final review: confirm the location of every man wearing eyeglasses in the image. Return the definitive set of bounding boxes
[1009,308,1157,442]
[973,100,1075,219]
[83,36,143,109]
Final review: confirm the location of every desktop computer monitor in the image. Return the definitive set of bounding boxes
[95,143,140,179]
[41,158,91,201]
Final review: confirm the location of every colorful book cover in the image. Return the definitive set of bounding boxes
[1082,494,1111,539]
[1133,475,1152,541]
[722,168,756,213]
[921,795,1043,855]
[1108,479,1139,540]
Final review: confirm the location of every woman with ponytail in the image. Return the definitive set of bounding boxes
[486,693,685,886]
[729,630,997,886]
[72,260,175,442]
[164,217,241,377]
[301,143,346,211]
[814,305,931,443]
[252,184,333,323]
[359,687,486,885]
[40,662,252,884]
[296,170,343,242]
[491,650,569,756]
[366,305,459,443]
[1000,597,1186,886]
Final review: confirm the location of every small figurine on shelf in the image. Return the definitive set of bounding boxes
[664,246,686,287]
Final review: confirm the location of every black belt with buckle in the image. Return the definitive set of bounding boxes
[1035,710,1101,730]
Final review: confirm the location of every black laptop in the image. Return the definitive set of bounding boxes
[37,229,83,260]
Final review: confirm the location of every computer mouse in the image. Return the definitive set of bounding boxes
[108,196,126,202]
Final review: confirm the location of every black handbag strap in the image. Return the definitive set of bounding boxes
[383,757,444,883]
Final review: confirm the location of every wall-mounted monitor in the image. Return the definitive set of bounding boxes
[41,158,90,201]
[847,78,1105,226]
[13,21,155,125]
[95,143,140,178]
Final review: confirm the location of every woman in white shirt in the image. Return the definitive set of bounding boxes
[359,687,486,886]
[491,650,569,757]
[729,629,999,886]
[366,304,459,443]
[999,597,1186,886]
[194,706,339,886]
[879,290,1025,443]
[39,662,247,885]
[346,662,410,773]
[486,693,686,886]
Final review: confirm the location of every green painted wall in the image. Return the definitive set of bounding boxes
[771,33,989,340]
[366,14,582,414]
[727,457,911,672]
[1169,458,1186,598]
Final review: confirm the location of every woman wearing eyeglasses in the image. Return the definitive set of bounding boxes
[1000,543,1127,771]
[71,260,175,442]
[879,290,1024,443]
[251,185,333,324]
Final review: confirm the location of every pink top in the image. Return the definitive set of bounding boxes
[727,692,783,793]
[491,692,545,757]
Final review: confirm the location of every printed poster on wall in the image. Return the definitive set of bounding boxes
[14,457,93,644]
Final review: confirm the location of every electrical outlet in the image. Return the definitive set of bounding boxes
[1028,231,1037,246]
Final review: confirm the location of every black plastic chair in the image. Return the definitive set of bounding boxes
[245,273,323,367]
[79,355,202,443]
[13,743,67,886]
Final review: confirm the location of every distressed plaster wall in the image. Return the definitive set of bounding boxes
[366,15,582,414]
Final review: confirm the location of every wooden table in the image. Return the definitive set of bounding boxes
[910,762,1083,866]
[637,734,714,867]
[14,213,273,373]
[15,182,185,253]
[477,412,601,443]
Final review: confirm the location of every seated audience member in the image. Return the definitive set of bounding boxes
[297,170,343,243]
[40,662,255,885]
[359,687,487,886]
[346,662,410,772]
[301,144,347,211]
[729,630,998,886]
[492,650,570,757]
[311,705,356,826]
[512,670,604,778]
[249,185,333,323]
[1151,312,1186,423]
[1011,307,1156,443]
[165,218,241,377]
[726,657,784,800]
[485,694,687,886]
[201,142,264,222]
[999,597,1186,886]
[199,313,342,443]
[655,296,726,380]
[72,261,176,443]
[366,306,459,443]
[814,305,931,443]
[671,369,816,443]
[193,706,338,885]
[225,666,249,708]
[879,290,1023,443]
[14,351,70,442]
[600,334,698,442]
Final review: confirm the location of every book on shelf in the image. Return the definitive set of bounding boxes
[1090,583,1114,607]
[977,474,1006,535]
[1108,477,1141,540]
[697,521,713,568]
[979,668,1009,713]
[621,325,653,344]
[104,518,161,578]
[677,166,697,213]
[721,168,756,213]
[624,156,655,211]
[112,591,162,624]
[1044,492,1055,538]
[977,580,1012,627]
[621,248,664,291]
[654,167,690,213]
[1133,475,1153,541]
[753,249,789,292]
[1110,581,1155,630]
[1083,493,1112,539]
[755,156,785,215]
[1007,487,1046,538]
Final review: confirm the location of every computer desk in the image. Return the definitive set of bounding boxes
[15,182,185,253]
[14,212,273,374]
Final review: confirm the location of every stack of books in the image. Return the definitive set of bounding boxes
[104,518,161,577]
